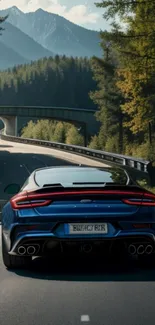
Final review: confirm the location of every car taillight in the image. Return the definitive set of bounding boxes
[10,191,52,209]
[11,189,140,209]
[122,192,155,206]
[133,224,151,228]
[10,188,155,209]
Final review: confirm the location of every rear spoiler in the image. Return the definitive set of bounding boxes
[31,184,144,194]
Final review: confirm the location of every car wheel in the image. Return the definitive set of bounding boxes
[2,235,32,269]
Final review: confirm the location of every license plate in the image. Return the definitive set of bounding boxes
[68,223,108,235]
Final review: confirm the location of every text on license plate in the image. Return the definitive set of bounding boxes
[68,223,108,234]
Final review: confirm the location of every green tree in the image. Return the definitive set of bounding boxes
[88,135,100,150]
[66,126,84,146]
[21,121,35,138]
[21,119,85,146]
[52,122,66,142]
[0,56,97,109]
[93,0,155,158]
[96,1,155,132]
[89,45,124,153]
[33,120,52,140]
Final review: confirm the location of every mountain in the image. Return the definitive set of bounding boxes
[0,15,54,70]
[0,6,102,58]
[0,41,28,70]
[1,21,54,62]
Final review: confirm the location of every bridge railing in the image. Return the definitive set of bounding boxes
[1,133,155,184]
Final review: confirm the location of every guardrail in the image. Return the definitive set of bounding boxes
[1,133,155,185]
[1,132,155,219]
[1,133,155,223]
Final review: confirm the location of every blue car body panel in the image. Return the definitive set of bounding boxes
[2,165,155,258]
[2,197,155,256]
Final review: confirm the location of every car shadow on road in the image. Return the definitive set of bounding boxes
[0,149,84,200]
[10,256,155,282]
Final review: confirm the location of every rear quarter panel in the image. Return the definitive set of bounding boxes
[2,202,17,231]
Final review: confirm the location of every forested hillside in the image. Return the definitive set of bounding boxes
[0,55,97,108]
[3,0,155,163]
[89,0,155,160]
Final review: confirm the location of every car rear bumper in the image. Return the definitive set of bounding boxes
[7,231,155,257]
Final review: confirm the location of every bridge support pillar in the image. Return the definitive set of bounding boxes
[0,116,18,136]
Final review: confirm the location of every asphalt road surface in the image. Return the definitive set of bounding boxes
[0,138,108,201]
[0,139,155,325]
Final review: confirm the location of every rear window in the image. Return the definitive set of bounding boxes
[34,167,129,187]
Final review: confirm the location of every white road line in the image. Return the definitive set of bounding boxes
[81,315,90,322]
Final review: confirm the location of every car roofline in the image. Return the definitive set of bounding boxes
[32,165,121,173]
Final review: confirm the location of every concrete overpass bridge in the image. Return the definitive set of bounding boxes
[0,106,100,146]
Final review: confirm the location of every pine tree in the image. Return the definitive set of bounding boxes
[0,56,96,109]
[21,121,35,138]
[66,126,84,146]
[53,122,66,143]
[90,44,124,153]
[95,0,155,136]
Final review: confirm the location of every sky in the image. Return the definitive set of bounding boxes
[0,0,110,30]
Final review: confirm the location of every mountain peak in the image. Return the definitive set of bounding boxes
[9,6,23,14]
[34,8,54,16]
[34,8,47,15]
[0,6,102,61]
[35,8,45,13]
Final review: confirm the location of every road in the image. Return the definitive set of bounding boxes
[0,138,108,201]
[0,139,155,325]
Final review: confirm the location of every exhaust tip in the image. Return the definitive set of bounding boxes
[27,246,36,255]
[137,245,145,255]
[82,244,92,254]
[18,246,26,255]
[145,245,153,255]
[128,244,136,255]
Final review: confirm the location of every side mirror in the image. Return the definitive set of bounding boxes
[4,184,21,195]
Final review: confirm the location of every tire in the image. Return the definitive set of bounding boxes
[2,235,31,269]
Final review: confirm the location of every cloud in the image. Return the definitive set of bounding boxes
[0,0,28,9]
[26,0,66,15]
[0,0,99,25]
[64,5,99,25]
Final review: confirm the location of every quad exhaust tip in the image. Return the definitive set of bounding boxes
[128,244,153,256]
[27,246,36,255]
[128,244,136,255]
[82,244,92,253]
[17,245,40,256]
[18,246,26,255]
[145,245,153,255]
[137,245,145,255]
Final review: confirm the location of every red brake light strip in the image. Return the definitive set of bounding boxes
[10,189,155,209]
[122,192,155,206]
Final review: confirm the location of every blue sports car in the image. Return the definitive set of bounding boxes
[1,165,155,269]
